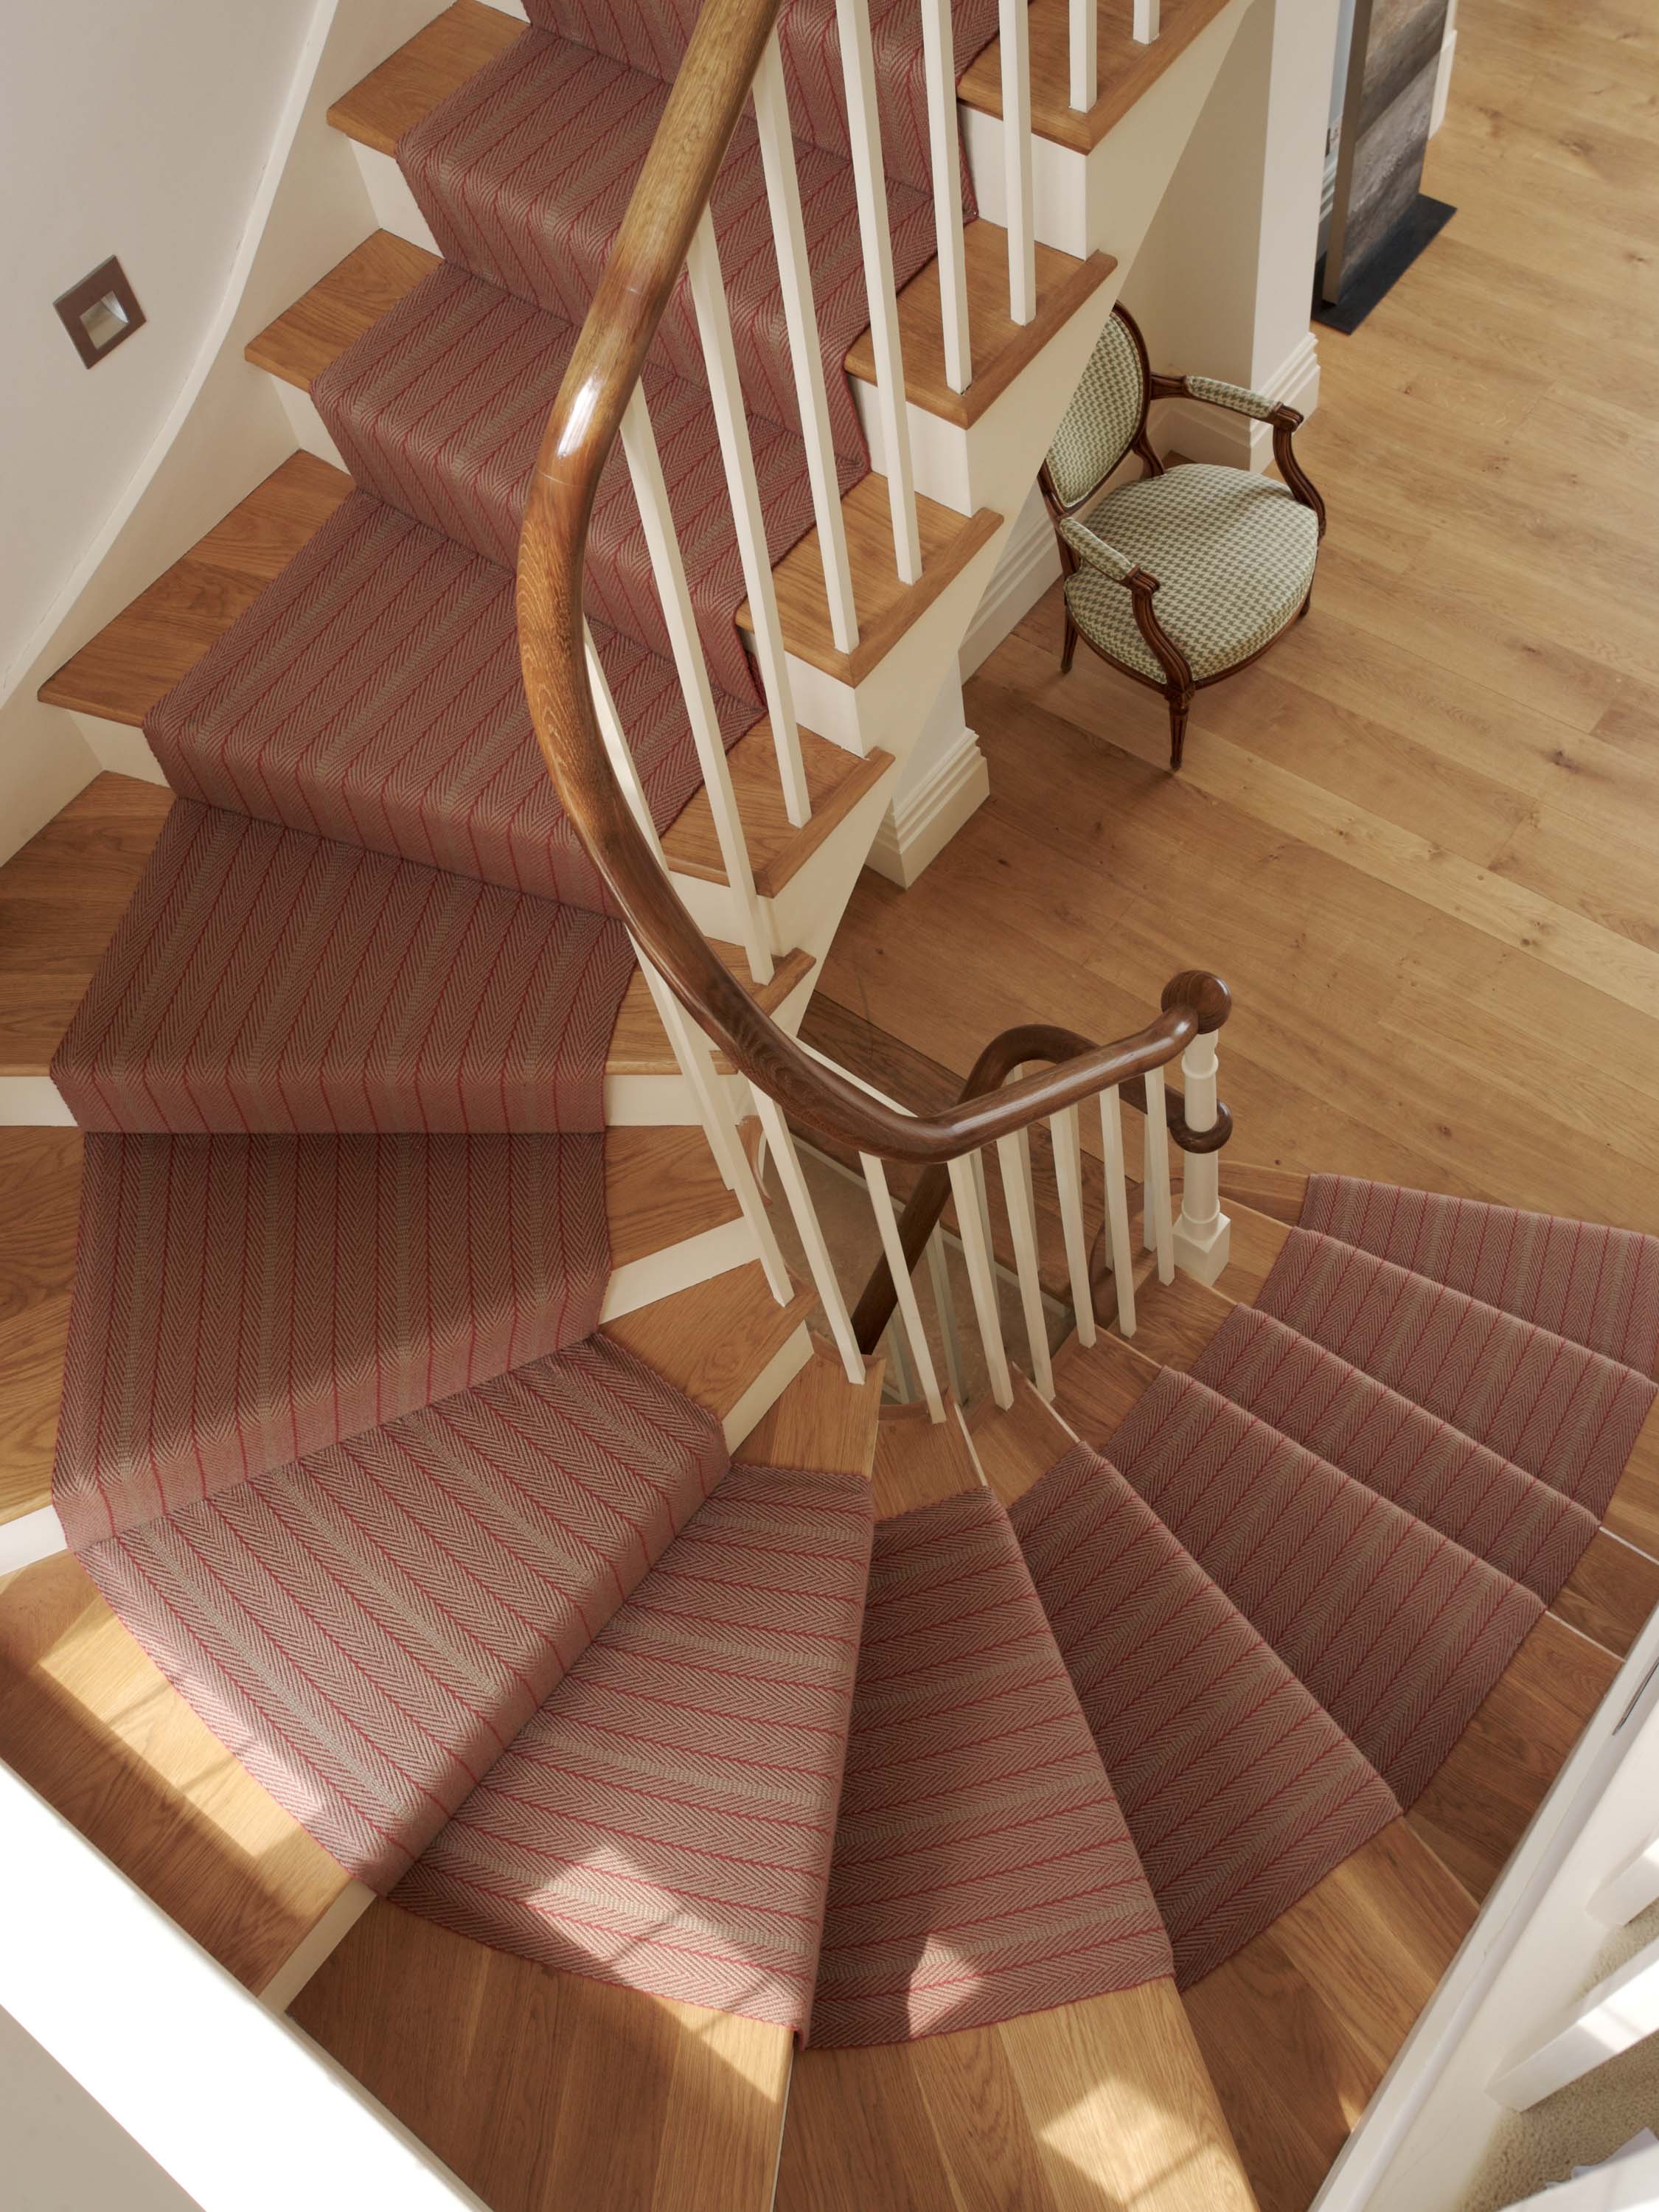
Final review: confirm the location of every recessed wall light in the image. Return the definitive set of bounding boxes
[54,256,146,369]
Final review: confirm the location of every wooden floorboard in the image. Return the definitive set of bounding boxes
[1183,1822,1478,2212]
[869,1403,981,1517]
[0,1129,83,1526]
[737,1341,884,1476]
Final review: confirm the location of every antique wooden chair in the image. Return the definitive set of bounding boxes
[1040,304,1326,770]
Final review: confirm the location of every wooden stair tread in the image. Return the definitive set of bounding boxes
[740,476,1003,687]
[611,940,815,1078]
[604,1259,816,1425]
[293,1897,791,2212]
[959,0,1236,156]
[970,1368,1080,1506]
[326,0,521,155]
[245,229,439,388]
[846,222,1116,429]
[1218,1160,1309,1227]
[777,1976,1257,2212]
[870,1401,981,1517]
[1183,1819,1477,2212]
[737,1340,883,1476]
[1408,1610,1619,1901]
[0,1129,84,1529]
[0,772,173,1078]
[0,1546,350,1994]
[663,721,896,900]
[39,453,355,728]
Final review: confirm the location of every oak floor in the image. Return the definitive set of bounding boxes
[824,0,1659,1242]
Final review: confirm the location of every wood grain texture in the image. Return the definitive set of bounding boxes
[39,453,354,726]
[869,1402,981,1517]
[742,479,1004,686]
[1551,1531,1659,1658]
[326,0,523,154]
[776,1978,1258,2212]
[1408,1611,1618,1899]
[245,229,439,388]
[1604,1402,1659,1557]
[0,773,170,1076]
[1183,1821,1476,2212]
[845,226,1116,429]
[968,1369,1079,1505]
[663,727,895,898]
[959,0,1237,154]
[1213,1199,1293,1303]
[736,1340,884,1475]
[292,1899,792,2212]
[0,1549,349,1991]
[605,1125,742,1268]
[609,942,815,1077]
[603,1260,816,1422]
[1220,1163,1310,1225]
[0,1130,83,1526]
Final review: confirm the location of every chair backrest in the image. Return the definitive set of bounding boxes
[1043,307,1150,510]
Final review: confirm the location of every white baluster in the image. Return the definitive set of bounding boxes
[585,625,664,861]
[619,387,772,984]
[751,39,860,654]
[1142,1067,1175,1284]
[861,1153,944,1416]
[685,211,810,829]
[751,1091,864,1383]
[926,1223,970,1402]
[1099,1082,1137,1338]
[885,1317,917,1404]
[1490,1931,1659,2110]
[996,1132,1054,1397]
[1171,1030,1231,1284]
[919,0,972,394]
[1069,0,1097,111]
[999,0,1037,324]
[1133,0,1161,44]
[635,956,792,1301]
[834,0,923,581]
[1050,1105,1096,1348]
[949,1151,1015,1408]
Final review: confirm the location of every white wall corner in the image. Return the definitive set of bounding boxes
[960,482,1062,676]
[1151,327,1323,470]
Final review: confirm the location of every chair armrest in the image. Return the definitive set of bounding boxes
[1183,376,1279,422]
[1057,512,1142,583]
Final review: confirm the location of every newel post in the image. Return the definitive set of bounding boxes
[1170,1030,1230,1284]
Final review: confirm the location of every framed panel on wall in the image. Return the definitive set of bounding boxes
[1317,0,1454,331]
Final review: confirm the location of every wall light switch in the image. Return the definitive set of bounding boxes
[54,256,146,369]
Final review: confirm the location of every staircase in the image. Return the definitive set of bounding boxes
[6,0,1659,2208]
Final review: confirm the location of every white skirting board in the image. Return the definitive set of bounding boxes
[863,723,990,888]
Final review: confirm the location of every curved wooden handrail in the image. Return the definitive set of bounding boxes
[515,0,1231,1166]
[848,1022,1232,1352]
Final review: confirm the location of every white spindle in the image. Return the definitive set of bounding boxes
[1099,1083,1137,1338]
[1142,1067,1175,1284]
[751,39,860,654]
[1050,1105,1096,1347]
[620,388,772,984]
[996,1132,1054,1397]
[1593,1832,1659,1928]
[834,0,923,581]
[949,1151,1015,1408]
[751,1091,864,1383]
[926,1224,970,1402]
[861,1152,944,1416]
[585,625,663,860]
[1068,0,1097,110]
[1133,0,1161,43]
[636,957,793,1302]
[1171,1029,1231,1282]
[998,0,1037,324]
[685,211,811,829]
[1490,1930,1659,2110]
[885,1317,917,1403]
[919,0,972,394]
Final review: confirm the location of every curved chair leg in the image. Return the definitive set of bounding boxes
[1060,608,1079,675]
[1167,694,1191,772]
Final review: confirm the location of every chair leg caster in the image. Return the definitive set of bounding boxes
[1168,698,1190,773]
[1060,611,1079,676]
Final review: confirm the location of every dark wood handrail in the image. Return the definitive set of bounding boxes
[514,0,1231,1166]
[848,1023,1232,1352]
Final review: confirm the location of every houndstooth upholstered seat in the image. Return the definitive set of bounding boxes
[1063,465,1318,684]
[1041,305,1326,769]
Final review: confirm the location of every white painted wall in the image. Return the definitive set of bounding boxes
[0,0,323,706]
[0,2003,205,2212]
